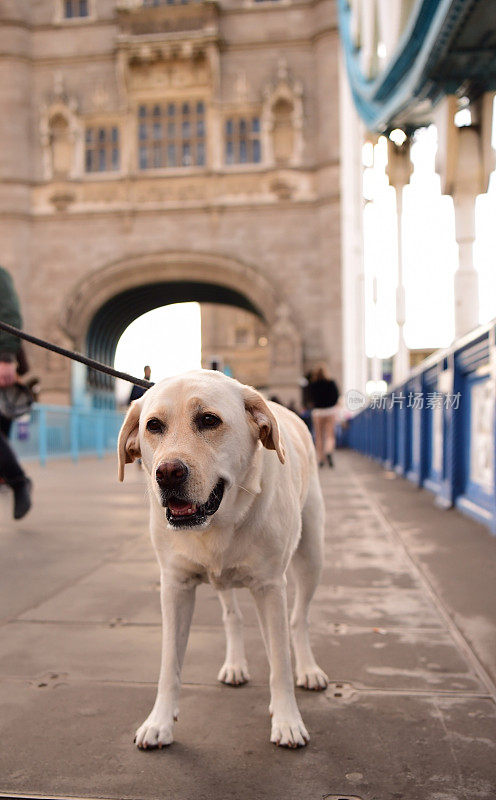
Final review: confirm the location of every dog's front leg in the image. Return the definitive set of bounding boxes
[135,575,196,749]
[251,581,309,748]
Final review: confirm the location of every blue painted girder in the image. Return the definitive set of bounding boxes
[338,0,496,133]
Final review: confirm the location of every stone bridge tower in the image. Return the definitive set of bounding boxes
[0,0,341,406]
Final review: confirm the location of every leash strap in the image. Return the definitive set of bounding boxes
[0,320,153,389]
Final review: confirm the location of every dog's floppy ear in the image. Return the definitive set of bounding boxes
[243,387,285,464]
[117,399,142,481]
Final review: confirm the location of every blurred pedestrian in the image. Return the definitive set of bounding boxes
[0,266,32,519]
[307,364,339,468]
[128,365,152,404]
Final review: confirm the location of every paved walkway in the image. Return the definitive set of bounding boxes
[0,451,495,800]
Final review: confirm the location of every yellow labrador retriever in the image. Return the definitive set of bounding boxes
[118,369,328,749]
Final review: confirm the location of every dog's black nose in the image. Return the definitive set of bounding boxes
[156,460,189,488]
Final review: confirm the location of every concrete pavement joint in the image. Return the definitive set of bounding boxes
[10,618,463,635]
[1,673,492,700]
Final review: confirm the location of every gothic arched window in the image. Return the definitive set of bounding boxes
[49,114,72,177]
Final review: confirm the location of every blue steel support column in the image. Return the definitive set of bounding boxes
[395,391,407,475]
[38,406,47,467]
[96,413,105,459]
[404,383,412,478]
[406,377,420,483]
[373,408,380,460]
[418,373,429,488]
[384,399,393,469]
[381,404,388,464]
[70,408,79,463]
[438,354,458,508]
[367,408,372,457]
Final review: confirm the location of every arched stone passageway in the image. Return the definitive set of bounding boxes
[62,251,281,343]
[61,251,303,405]
[87,281,263,386]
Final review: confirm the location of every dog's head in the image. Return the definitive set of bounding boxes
[118,370,285,530]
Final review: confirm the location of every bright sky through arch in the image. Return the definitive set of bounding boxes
[114,303,202,403]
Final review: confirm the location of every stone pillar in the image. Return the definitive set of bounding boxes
[339,54,367,396]
[268,304,303,406]
[370,276,382,385]
[453,188,479,336]
[386,135,412,384]
[435,94,495,338]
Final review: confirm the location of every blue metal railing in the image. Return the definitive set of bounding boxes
[10,404,124,465]
[347,320,496,534]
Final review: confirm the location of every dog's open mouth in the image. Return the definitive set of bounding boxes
[165,479,225,528]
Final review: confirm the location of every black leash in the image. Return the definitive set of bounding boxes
[0,320,153,389]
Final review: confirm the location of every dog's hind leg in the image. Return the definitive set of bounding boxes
[289,470,329,691]
[217,588,250,686]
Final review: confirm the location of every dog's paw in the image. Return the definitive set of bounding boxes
[296,665,329,691]
[270,715,309,748]
[135,717,174,750]
[217,661,250,686]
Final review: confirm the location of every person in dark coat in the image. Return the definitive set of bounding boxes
[0,266,32,519]
[307,364,339,468]
[128,365,152,404]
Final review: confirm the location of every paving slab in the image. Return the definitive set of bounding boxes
[0,451,495,799]
[0,458,146,622]
[1,681,495,800]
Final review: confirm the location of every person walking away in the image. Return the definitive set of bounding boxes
[307,364,339,468]
[0,266,32,519]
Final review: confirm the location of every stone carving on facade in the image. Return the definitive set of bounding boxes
[40,73,82,190]
[116,0,142,10]
[262,59,303,168]
[117,44,218,107]
[117,0,219,36]
[91,83,111,112]
[269,178,293,200]
[116,0,221,97]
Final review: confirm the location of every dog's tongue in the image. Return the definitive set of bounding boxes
[168,498,198,517]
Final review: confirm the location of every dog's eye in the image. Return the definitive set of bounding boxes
[146,418,163,434]
[198,413,222,430]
